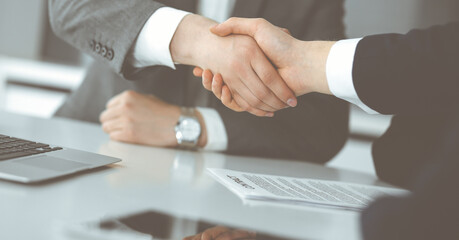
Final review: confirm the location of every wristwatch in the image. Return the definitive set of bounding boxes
[175,107,202,150]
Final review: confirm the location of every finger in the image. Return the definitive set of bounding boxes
[234,69,280,111]
[221,85,244,112]
[193,67,204,77]
[232,92,274,117]
[200,226,231,240]
[234,229,257,238]
[106,93,124,108]
[212,73,224,100]
[210,18,262,37]
[101,119,123,134]
[215,230,257,240]
[109,130,135,144]
[251,54,297,108]
[99,106,124,123]
[191,233,203,240]
[202,69,214,91]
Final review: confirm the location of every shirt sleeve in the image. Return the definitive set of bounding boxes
[196,107,228,152]
[130,7,191,69]
[326,38,380,114]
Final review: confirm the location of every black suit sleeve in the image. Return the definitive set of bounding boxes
[353,22,459,115]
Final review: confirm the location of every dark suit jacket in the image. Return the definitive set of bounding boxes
[350,22,459,187]
[362,112,459,240]
[353,22,459,115]
[49,0,349,163]
[351,22,459,239]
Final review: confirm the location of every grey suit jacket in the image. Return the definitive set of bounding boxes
[49,0,349,163]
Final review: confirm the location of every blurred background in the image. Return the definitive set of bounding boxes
[0,0,458,173]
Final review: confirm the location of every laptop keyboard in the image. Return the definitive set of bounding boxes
[0,135,63,161]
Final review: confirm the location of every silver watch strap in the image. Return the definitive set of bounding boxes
[177,107,200,150]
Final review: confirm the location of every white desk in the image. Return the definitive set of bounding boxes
[0,111,391,240]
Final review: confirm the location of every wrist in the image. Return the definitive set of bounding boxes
[173,107,207,149]
[170,14,217,66]
[297,41,335,96]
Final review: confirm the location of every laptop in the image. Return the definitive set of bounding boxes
[0,134,120,183]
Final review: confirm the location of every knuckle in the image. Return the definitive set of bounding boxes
[122,90,136,99]
[254,18,268,29]
[227,17,238,23]
[261,71,276,85]
[121,101,133,110]
[240,104,250,111]
[229,59,243,73]
[254,18,266,24]
[99,113,106,123]
[232,105,244,112]
[253,85,270,98]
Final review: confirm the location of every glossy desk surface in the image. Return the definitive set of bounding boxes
[0,111,390,240]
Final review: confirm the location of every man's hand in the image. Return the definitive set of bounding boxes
[99,91,207,148]
[170,14,298,117]
[183,226,256,240]
[194,18,336,114]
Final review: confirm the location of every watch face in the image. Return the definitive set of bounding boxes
[177,118,201,141]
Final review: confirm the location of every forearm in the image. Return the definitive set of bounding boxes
[170,14,218,67]
[294,41,335,96]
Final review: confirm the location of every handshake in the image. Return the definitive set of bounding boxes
[176,17,336,117]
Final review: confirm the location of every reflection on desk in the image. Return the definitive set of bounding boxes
[65,210,288,240]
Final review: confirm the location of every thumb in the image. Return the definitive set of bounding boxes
[210,24,230,37]
[210,17,259,38]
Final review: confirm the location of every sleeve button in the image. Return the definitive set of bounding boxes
[95,43,101,53]
[106,49,114,61]
[101,46,107,57]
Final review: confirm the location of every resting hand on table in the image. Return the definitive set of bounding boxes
[99,91,207,148]
[173,15,297,117]
[194,18,335,115]
[183,226,256,240]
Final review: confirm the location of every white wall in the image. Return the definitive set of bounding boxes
[345,0,459,38]
[0,0,46,60]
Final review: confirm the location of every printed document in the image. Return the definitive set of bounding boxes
[207,168,409,211]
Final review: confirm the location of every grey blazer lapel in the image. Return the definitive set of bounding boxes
[232,0,264,17]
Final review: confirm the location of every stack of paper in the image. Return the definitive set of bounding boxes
[207,168,409,211]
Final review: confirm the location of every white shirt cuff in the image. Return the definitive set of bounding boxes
[131,7,191,69]
[196,107,228,152]
[326,38,379,114]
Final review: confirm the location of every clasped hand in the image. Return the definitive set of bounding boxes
[193,18,334,116]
